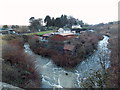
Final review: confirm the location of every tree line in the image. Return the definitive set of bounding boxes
[44,15,84,27]
[29,15,85,32]
[1,15,86,32]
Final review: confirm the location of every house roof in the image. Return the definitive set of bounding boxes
[59,33,74,36]
[64,44,75,51]
[50,34,76,41]
[43,33,51,37]
[58,28,64,31]
[72,25,81,29]
[50,35,66,41]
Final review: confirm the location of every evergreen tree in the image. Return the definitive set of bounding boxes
[44,15,52,27]
[2,25,9,30]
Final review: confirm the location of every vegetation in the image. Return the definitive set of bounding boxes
[27,30,54,35]
[80,47,111,88]
[15,26,29,33]
[28,31,102,68]
[2,35,41,88]
[80,70,110,88]
[89,21,119,88]
[29,17,43,32]
[108,23,119,87]
[1,14,118,88]
[1,15,88,33]
[11,25,19,29]
[2,25,9,30]
[28,15,86,32]
[44,15,85,28]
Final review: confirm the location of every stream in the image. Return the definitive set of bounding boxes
[24,35,111,88]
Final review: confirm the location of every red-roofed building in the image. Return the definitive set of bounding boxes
[64,44,75,55]
[49,34,77,42]
[64,44,75,51]
[42,33,52,40]
[49,35,66,42]
[48,34,77,53]
[43,33,51,37]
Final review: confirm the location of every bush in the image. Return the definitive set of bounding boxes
[108,37,119,88]
[2,62,24,87]
[80,70,110,88]
[28,35,39,51]
[22,35,29,43]
[2,35,24,48]
[2,35,23,41]
[28,31,102,68]
[2,39,41,88]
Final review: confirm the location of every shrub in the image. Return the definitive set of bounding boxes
[2,39,41,88]
[28,35,39,51]
[22,35,29,43]
[28,31,101,68]
[108,37,119,88]
[80,70,110,88]
[2,35,24,48]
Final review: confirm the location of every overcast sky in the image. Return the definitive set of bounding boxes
[0,0,119,25]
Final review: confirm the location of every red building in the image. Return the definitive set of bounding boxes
[48,34,77,53]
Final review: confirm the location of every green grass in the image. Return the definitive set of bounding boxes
[27,30,55,35]
[81,27,90,29]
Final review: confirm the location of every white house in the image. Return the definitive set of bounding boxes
[58,28,74,34]
[72,25,82,29]
[58,28,64,33]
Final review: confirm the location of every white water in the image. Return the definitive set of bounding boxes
[24,35,111,88]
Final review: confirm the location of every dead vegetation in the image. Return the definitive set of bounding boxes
[28,31,102,68]
[108,36,119,87]
[2,35,41,88]
[90,22,119,88]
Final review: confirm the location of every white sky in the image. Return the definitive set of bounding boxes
[0,0,119,25]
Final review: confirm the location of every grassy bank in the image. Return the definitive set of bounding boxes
[26,30,55,35]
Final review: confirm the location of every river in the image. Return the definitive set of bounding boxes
[24,35,111,88]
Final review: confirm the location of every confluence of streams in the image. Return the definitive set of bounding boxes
[24,35,111,88]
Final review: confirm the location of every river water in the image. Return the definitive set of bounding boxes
[24,35,111,88]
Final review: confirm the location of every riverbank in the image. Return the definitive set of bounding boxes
[108,29,119,87]
[2,35,41,88]
[90,22,119,88]
[1,32,113,88]
[108,36,119,87]
[24,35,110,88]
[27,31,103,68]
